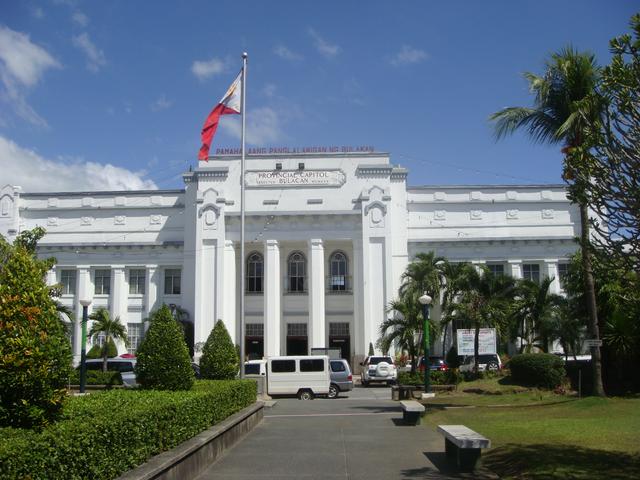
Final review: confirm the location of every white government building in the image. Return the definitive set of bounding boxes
[0,150,578,365]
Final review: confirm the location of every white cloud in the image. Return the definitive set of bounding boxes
[308,28,340,58]
[390,45,428,66]
[150,94,172,112]
[273,44,303,61]
[72,32,106,72]
[0,25,60,126]
[0,135,157,192]
[220,107,283,146]
[71,11,89,27]
[191,57,227,81]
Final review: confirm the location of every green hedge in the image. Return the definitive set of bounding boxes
[0,380,256,480]
[68,370,123,386]
[398,369,462,386]
[508,353,566,389]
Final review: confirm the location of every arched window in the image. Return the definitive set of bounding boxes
[246,252,263,293]
[288,251,306,292]
[329,251,348,291]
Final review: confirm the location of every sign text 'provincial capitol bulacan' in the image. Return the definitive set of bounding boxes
[245,170,346,187]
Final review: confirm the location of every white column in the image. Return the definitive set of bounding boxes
[145,264,158,318]
[46,267,56,286]
[110,266,127,322]
[545,260,560,293]
[308,239,326,350]
[352,238,364,361]
[223,240,237,344]
[264,240,281,357]
[74,266,92,362]
[508,259,523,279]
[471,260,486,273]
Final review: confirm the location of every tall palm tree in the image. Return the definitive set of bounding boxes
[455,266,517,373]
[490,47,606,396]
[440,262,477,355]
[88,308,128,372]
[511,277,563,353]
[379,297,423,374]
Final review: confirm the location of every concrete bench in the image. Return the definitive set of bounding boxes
[437,425,490,472]
[400,400,425,425]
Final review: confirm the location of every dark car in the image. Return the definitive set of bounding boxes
[418,356,448,372]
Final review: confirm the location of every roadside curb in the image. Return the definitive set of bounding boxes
[117,401,264,480]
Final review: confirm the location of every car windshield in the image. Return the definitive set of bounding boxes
[369,357,393,365]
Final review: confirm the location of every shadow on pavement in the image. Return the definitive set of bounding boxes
[351,404,400,413]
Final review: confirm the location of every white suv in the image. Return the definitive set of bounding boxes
[360,356,397,386]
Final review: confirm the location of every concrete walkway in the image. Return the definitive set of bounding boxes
[195,386,496,479]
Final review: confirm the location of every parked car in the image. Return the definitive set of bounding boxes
[83,358,137,387]
[359,356,397,386]
[266,355,330,399]
[458,354,502,372]
[418,356,448,372]
[329,359,353,398]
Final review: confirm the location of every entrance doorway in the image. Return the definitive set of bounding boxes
[329,322,351,360]
[286,323,308,355]
[245,323,264,360]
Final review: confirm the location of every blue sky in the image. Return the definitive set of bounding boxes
[1,0,637,192]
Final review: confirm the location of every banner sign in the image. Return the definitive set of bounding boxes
[456,328,497,355]
[215,145,374,155]
[245,169,346,188]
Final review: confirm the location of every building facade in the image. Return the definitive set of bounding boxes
[0,152,580,364]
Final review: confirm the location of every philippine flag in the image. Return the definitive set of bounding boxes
[198,71,242,161]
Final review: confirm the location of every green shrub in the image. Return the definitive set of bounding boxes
[508,353,566,389]
[446,345,461,369]
[135,305,194,390]
[86,338,118,359]
[0,380,256,480]
[397,369,462,386]
[0,228,73,428]
[200,320,239,380]
[68,370,122,386]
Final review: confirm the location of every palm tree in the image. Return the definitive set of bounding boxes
[88,308,128,372]
[511,277,563,353]
[490,47,606,395]
[455,266,517,373]
[440,262,476,357]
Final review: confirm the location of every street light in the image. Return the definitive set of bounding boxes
[418,292,432,393]
[78,299,92,394]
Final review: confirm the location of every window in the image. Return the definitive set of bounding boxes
[300,359,325,372]
[523,264,540,283]
[271,359,296,373]
[246,323,264,337]
[330,360,346,372]
[164,269,181,295]
[93,332,106,347]
[94,269,110,295]
[557,263,569,289]
[329,251,348,291]
[329,323,350,336]
[129,269,146,295]
[287,251,306,292]
[127,323,144,354]
[287,323,307,337]
[487,264,504,276]
[246,252,264,293]
[245,364,261,375]
[61,270,76,295]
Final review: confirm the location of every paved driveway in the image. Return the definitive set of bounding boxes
[195,385,493,480]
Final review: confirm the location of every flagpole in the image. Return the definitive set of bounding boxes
[239,52,247,379]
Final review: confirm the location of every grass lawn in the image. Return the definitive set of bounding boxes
[424,378,640,479]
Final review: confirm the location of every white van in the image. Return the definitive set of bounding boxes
[266,355,330,400]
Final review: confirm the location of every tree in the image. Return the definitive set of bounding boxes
[454,266,516,373]
[135,305,194,390]
[87,338,118,359]
[200,320,239,380]
[440,262,476,356]
[511,277,563,353]
[490,47,607,396]
[589,14,640,271]
[368,342,375,356]
[88,308,128,372]
[0,228,72,428]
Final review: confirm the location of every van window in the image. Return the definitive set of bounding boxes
[108,361,134,373]
[245,364,261,375]
[330,360,346,372]
[271,360,296,373]
[300,359,324,372]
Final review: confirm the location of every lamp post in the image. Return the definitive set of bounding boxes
[78,299,92,394]
[418,292,432,393]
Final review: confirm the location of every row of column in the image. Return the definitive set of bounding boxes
[470,259,563,293]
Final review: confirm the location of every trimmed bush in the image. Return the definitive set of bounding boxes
[397,369,462,386]
[508,353,566,389]
[86,338,118,359]
[0,228,73,428]
[68,370,122,386]
[135,305,194,390]
[0,380,256,480]
[200,320,239,380]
